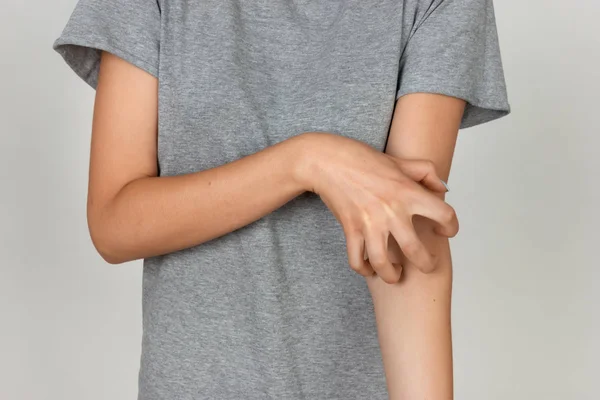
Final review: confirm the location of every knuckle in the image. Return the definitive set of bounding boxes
[358,268,373,278]
[420,263,436,274]
[387,195,403,211]
[348,254,367,271]
[443,205,457,222]
[381,202,396,221]
[382,273,400,284]
[402,239,422,256]
[368,253,388,270]
[450,220,460,236]
[337,211,353,227]
[348,261,363,272]
[363,204,389,228]
[343,221,362,237]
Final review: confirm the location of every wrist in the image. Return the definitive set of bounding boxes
[287,132,322,193]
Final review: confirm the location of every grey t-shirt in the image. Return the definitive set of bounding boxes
[53,0,510,398]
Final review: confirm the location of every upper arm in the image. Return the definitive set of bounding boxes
[88,51,159,217]
[385,93,465,181]
[52,0,163,226]
[395,0,510,130]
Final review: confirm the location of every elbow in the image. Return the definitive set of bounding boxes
[90,229,131,265]
[95,245,129,265]
[87,212,136,265]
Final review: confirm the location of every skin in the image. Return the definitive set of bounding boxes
[366,93,465,399]
[89,51,458,269]
[89,51,462,398]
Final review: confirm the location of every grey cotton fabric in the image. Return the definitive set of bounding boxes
[53,0,510,399]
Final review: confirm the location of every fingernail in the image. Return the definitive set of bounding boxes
[440,179,450,192]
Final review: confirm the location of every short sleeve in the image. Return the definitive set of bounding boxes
[396,0,510,129]
[52,0,161,89]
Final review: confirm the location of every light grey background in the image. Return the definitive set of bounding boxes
[1,0,598,399]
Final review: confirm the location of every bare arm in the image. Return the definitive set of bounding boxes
[89,52,313,263]
[366,93,465,399]
[88,52,456,267]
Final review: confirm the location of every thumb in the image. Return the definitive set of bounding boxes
[392,157,449,194]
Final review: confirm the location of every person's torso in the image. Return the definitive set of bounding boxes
[140,1,422,398]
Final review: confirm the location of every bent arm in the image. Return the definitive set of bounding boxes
[88,52,312,264]
[366,93,465,399]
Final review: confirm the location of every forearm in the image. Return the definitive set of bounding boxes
[366,221,453,399]
[367,93,464,399]
[89,133,311,264]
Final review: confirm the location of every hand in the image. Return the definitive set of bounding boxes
[296,132,459,283]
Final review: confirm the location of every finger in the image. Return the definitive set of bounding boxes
[389,216,436,273]
[364,227,401,284]
[392,158,448,193]
[364,246,404,280]
[345,228,376,278]
[407,185,459,237]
